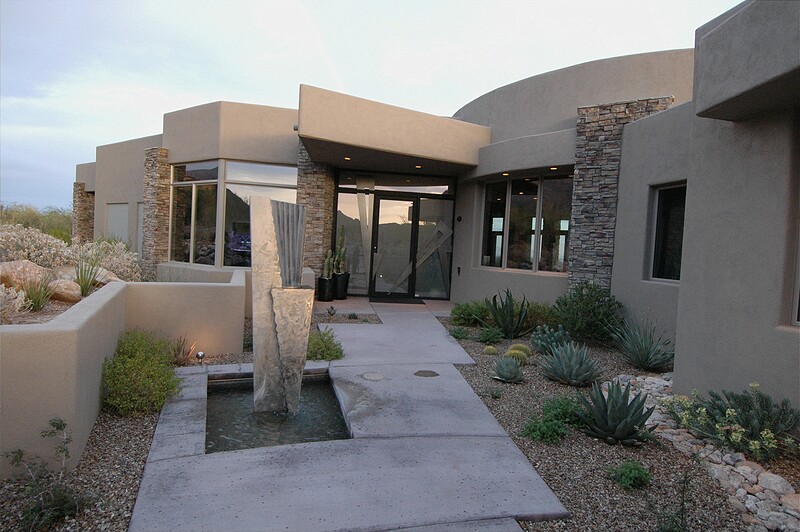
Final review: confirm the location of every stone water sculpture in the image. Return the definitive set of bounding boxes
[250,197,314,414]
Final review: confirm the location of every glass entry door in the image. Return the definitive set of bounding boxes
[369,196,453,299]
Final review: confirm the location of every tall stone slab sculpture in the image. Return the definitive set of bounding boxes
[250,197,314,414]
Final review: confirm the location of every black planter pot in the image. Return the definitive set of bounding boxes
[333,272,350,300]
[317,277,334,302]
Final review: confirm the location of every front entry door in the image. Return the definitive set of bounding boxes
[369,195,454,300]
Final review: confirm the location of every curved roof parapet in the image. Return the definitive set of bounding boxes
[297,85,491,176]
[453,49,694,144]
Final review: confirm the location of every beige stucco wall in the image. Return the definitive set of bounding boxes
[76,162,96,192]
[163,101,299,165]
[0,273,247,478]
[94,134,163,248]
[610,103,695,336]
[674,111,799,407]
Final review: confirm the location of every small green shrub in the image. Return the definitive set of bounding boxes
[326,305,337,317]
[3,418,91,530]
[1,284,29,323]
[553,281,622,343]
[449,325,471,340]
[451,300,490,326]
[663,382,800,461]
[482,345,499,356]
[577,380,655,446]
[347,312,358,320]
[608,459,651,490]
[521,418,569,444]
[243,326,253,351]
[541,396,582,426]
[524,302,558,330]
[74,248,101,297]
[541,341,603,387]
[102,330,181,416]
[531,324,571,356]
[21,273,55,312]
[482,289,532,339]
[477,326,504,344]
[505,349,530,367]
[489,387,502,399]
[307,328,344,360]
[609,320,674,372]
[492,356,524,383]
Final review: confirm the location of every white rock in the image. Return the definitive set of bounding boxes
[758,472,795,496]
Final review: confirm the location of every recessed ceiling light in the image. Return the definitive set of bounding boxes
[502,172,509,176]
[549,166,557,170]
[344,157,351,161]
[405,179,411,183]
[518,192,524,195]
[415,165,422,169]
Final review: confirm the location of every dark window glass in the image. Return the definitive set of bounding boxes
[338,172,454,195]
[170,186,192,262]
[482,181,507,267]
[653,185,687,280]
[539,178,573,272]
[507,179,538,270]
[173,161,219,182]
[193,185,217,265]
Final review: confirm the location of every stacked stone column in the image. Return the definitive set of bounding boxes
[567,97,674,289]
[141,147,171,281]
[71,182,95,245]
[296,143,335,278]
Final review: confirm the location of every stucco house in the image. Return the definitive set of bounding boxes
[73,0,799,406]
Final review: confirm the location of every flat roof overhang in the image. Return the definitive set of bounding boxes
[297,85,491,176]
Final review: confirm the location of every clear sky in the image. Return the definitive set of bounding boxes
[0,0,741,209]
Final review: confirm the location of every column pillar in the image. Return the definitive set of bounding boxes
[141,147,171,281]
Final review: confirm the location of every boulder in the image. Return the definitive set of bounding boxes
[52,265,77,282]
[49,279,81,303]
[782,493,800,512]
[96,267,122,284]
[0,260,51,290]
[758,472,795,496]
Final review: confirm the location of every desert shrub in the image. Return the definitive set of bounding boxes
[70,240,142,281]
[662,382,800,461]
[102,330,181,416]
[609,320,674,372]
[307,328,344,360]
[21,273,55,312]
[577,380,655,446]
[493,356,524,383]
[482,345,499,356]
[449,325,471,340]
[347,312,358,320]
[553,281,622,343]
[1,284,29,323]
[450,300,490,326]
[3,418,91,530]
[482,289,533,339]
[521,396,581,444]
[477,326,503,344]
[541,341,603,387]
[172,335,197,366]
[531,324,571,356]
[243,327,253,351]
[608,459,651,490]
[0,204,72,244]
[524,302,558,330]
[0,224,70,268]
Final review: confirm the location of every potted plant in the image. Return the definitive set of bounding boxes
[317,250,335,302]
[332,227,350,300]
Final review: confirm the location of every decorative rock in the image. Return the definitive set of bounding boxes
[723,452,745,465]
[741,461,766,476]
[746,496,760,513]
[49,279,81,303]
[96,267,122,284]
[782,494,800,512]
[0,259,50,290]
[758,473,795,496]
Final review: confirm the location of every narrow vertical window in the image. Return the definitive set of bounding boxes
[652,185,687,280]
[482,181,507,267]
[507,179,538,270]
[539,178,573,272]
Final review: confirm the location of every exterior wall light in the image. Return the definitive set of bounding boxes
[550,167,558,170]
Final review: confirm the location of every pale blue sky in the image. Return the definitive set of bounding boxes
[0,0,740,208]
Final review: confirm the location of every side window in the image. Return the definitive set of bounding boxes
[652,184,687,280]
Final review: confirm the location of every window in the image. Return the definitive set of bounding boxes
[106,203,129,243]
[481,174,572,272]
[652,184,687,280]
[169,160,297,267]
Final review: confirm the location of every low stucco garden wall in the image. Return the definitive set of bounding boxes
[0,271,246,478]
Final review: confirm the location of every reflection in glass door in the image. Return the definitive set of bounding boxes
[370,199,414,297]
[415,198,453,299]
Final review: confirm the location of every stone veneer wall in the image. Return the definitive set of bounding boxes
[141,147,171,281]
[567,97,674,289]
[296,143,335,278]
[71,182,95,245]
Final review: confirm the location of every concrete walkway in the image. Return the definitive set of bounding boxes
[130,300,567,531]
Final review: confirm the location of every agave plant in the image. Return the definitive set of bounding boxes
[541,341,602,387]
[480,289,532,339]
[608,320,674,372]
[531,324,571,356]
[493,356,524,383]
[577,380,655,446]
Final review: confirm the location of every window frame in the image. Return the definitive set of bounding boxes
[480,173,571,274]
[649,182,687,282]
[792,216,800,326]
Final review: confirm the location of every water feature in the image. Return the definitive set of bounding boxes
[206,376,349,453]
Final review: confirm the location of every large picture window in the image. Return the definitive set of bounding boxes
[652,184,686,280]
[481,174,572,273]
[169,160,297,267]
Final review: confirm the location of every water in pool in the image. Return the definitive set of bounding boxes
[205,378,349,453]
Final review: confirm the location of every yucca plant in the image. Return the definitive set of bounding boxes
[493,356,524,383]
[577,380,655,446]
[480,289,532,339]
[531,324,571,356]
[21,274,55,312]
[541,341,602,387]
[608,320,674,372]
[74,248,102,297]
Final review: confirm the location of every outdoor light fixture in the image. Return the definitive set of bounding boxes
[344,157,351,161]
[196,351,205,362]
[502,172,509,176]
[415,165,422,169]
[550,167,558,170]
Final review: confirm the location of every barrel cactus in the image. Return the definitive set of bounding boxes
[505,349,530,367]
[492,356,524,383]
[541,341,602,387]
[576,380,655,446]
[482,345,499,356]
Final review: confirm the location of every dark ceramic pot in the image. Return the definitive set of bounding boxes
[317,277,334,302]
[333,272,350,300]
